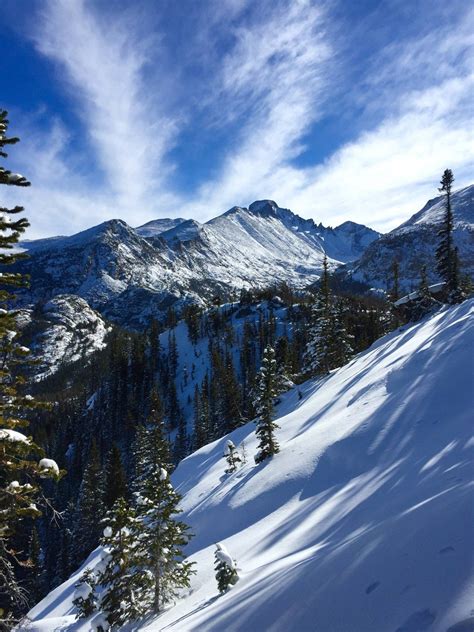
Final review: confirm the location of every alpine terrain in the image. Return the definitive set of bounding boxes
[26,300,474,632]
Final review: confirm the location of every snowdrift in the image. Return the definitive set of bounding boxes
[27,301,474,632]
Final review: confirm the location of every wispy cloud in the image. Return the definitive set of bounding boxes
[31,0,178,211]
[5,0,473,238]
[183,0,333,216]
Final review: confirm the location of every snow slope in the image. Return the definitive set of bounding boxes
[26,300,474,632]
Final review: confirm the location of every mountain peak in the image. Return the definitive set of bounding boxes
[248,200,280,217]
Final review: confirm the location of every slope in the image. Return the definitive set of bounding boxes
[26,301,474,632]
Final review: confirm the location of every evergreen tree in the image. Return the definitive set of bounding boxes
[409,265,438,321]
[72,441,105,566]
[73,567,97,618]
[224,440,242,474]
[304,292,333,375]
[192,386,207,450]
[104,444,128,508]
[26,527,47,606]
[173,414,189,464]
[389,258,400,302]
[214,543,239,593]
[0,109,60,626]
[304,256,333,375]
[95,498,150,627]
[135,466,195,613]
[435,169,462,302]
[331,301,354,367]
[253,346,280,463]
[222,352,241,432]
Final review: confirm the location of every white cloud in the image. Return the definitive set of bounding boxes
[180,0,333,217]
[184,2,474,231]
[31,0,178,212]
[6,0,474,239]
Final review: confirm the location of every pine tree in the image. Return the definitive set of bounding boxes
[224,440,242,474]
[72,441,105,566]
[304,256,333,375]
[304,292,333,375]
[0,109,60,626]
[253,346,280,463]
[435,169,462,302]
[73,567,97,618]
[192,386,207,450]
[173,414,189,464]
[330,301,354,367]
[104,444,128,508]
[214,543,239,593]
[389,258,400,302]
[95,498,150,627]
[410,265,438,321]
[26,527,47,606]
[135,466,195,613]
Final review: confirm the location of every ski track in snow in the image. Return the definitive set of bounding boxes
[25,301,474,632]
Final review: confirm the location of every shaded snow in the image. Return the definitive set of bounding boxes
[26,300,474,632]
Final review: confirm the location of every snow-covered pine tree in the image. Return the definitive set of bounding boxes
[254,346,280,463]
[214,543,239,593]
[304,256,334,375]
[224,440,242,474]
[73,567,97,618]
[95,498,150,627]
[0,109,60,625]
[330,301,354,367]
[135,466,195,613]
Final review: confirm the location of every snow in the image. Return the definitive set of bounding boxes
[38,458,59,476]
[17,201,379,328]
[394,282,446,306]
[74,581,93,600]
[26,300,474,632]
[215,545,235,570]
[0,429,30,444]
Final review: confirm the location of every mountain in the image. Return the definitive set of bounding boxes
[17,294,110,381]
[16,201,379,327]
[27,300,474,632]
[340,185,474,293]
[135,217,187,238]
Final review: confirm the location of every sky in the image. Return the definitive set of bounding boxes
[1,0,473,239]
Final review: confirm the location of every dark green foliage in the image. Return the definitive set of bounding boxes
[72,441,105,567]
[435,169,463,303]
[72,568,97,618]
[0,109,60,626]
[254,346,280,463]
[214,543,239,593]
[104,444,128,508]
[96,499,150,627]
[224,440,242,474]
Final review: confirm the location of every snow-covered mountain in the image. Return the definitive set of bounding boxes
[15,201,379,327]
[340,185,474,293]
[17,294,110,381]
[26,300,474,632]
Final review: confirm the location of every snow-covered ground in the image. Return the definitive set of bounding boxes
[25,300,474,632]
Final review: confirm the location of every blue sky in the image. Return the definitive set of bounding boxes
[1,0,473,239]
